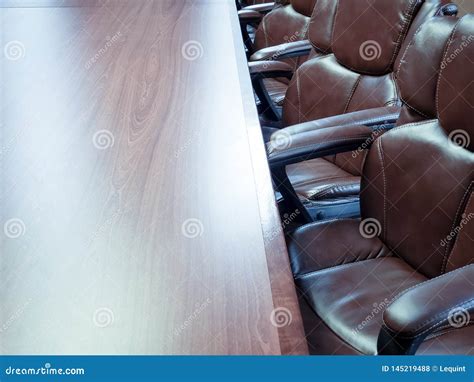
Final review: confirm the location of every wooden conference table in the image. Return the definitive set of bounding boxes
[0,0,307,354]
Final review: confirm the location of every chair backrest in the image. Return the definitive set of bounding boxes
[282,0,452,127]
[395,15,459,125]
[361,15,474,278]
[253,0,317,52]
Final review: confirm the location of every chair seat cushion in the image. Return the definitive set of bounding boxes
[262,78,289,106]
[297,257,427,354]
[289,219,392,276]
[287,158,360,201]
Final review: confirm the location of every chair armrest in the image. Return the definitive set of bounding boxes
[267,121,393,223]
[250,40,313,61]
[249,61,293,121]
[238,9,263,26]
[267,121,393,169]
[378,264,474,355]
[249,60,294,80]
[283,106,400,132]
[244,2,275,13]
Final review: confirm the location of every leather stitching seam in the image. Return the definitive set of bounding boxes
[442,183,473,273]
[296,257,385,280]
[270,135,370,157]
[308,182,359,200]
[377,139,387,241]
[435,19,462,119]
[386,0,420,72]
[287,113,399,137]
[343,75,362,114]
[386,264,473,310]
[383,298,474,339]
[296,68,302,124]
[383,119,437,136]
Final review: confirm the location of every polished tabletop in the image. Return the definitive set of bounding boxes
[0,0,307,354]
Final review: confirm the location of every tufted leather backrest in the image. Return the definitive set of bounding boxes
[394,0,454,69]
[361,15,474,278]
[283,0,454,182]
[282,0,447,127]
[332,0,422,75]
[307,0,336,54]
[437,15,474,151]
[282,0,452,127]
[254,0,317,52]
[395,16,458,125]
[292,0,317,17]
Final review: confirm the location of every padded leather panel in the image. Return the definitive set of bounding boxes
[307,0,336,53]
[262,78,289,106]
[287,158,360,201]
[361,121,474,278]
[393,0,453,69]
[289,219,392,276]
[298,293,361,355]
[346,74,399,112]
[297,257,427,354]
[437,15,474,150]
[292,0,317,17]
[254,3,311,52]
[253,1,316,106]
[445,192,474,272]
[299,283,474,355]
[332,0,422,75]
[283,55,398,126]
[283,54,361,126]
[396,17,458,122]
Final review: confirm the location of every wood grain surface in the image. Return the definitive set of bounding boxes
[0,0,307,354]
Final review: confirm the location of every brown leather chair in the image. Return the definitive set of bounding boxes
[254,0,456,221]
[240,1,311,53]
[252,0,315,52]
[243,0,317,111]
[249,0,327,120]
[273,15,474,355]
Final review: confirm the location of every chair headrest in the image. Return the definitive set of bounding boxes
[396,16,459,121]
[327,0,423,75]
[291,0,317,17]
[437,14,474,151]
